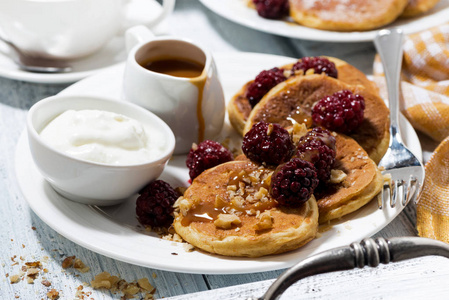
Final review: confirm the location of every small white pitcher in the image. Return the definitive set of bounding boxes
[123,25,225,154]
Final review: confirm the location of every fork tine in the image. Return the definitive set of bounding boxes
[378,190,384,210]
[390,180,397,208]
[406,177,419,205]
[379,180,391,209]
[401,179,408,206]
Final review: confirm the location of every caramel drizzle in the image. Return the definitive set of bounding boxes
[181,203,226,226]
[189,71,207,144]
[286,106,312,127]
[182,169,277,226]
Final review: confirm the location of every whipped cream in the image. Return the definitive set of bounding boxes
[40,109,166,165]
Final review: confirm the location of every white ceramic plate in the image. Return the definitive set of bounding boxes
[15,52,422,274]
[0,0,166,84]
[199,0,449,42]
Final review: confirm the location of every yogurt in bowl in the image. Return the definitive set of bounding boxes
[27,95,175,206]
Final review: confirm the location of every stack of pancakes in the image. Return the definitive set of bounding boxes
[251,0,441,31]
[173,57,386,257]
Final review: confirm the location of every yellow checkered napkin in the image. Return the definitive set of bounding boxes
[373,24,449,242]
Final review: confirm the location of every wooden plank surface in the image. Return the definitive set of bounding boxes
[1,1,445,299]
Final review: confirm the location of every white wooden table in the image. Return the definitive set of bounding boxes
[1,1,448,299]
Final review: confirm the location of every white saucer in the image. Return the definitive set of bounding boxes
[0,0,167,84]
[16,52,422,274]
[199,0,449,42]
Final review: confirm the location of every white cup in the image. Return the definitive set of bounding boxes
[0,0,175,60]
[123,26,225,155]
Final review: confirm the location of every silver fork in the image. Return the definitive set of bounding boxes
[374,28,425,209]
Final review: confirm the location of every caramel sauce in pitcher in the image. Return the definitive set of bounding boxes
[140,55,207,144]
[141,57,204,78]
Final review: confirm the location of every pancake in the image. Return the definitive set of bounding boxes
[228,56,378,136]
[401,0,440,17]
[288,0,408,31]
[173,160,319,257]
[316,133,383,223]
[243,74,390,164]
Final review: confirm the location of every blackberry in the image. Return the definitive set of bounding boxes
[295,128,336,182]
[312,90,365,133]
[186,140,233,180]
[136,180,180,228]
[291,56,338,78]
[270,158,319,207]
[245,67,287,107]
[242,121,294,165]
[252,0,289,19]
[307,127,336,150]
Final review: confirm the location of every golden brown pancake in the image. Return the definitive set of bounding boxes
[243,74,389,164]
[173,160,319,257]
[288,0,409,31]
[228,56,378,136]
[316,134,383,223]
[401,0,440,17]
[173,132,382,256]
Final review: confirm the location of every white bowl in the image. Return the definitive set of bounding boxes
[27,95,175,206]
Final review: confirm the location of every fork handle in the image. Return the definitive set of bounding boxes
[254,237,449,300]
[374,28,404,143]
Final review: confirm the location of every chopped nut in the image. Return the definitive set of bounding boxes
[62,256,75,269]
[177,198,192,216]
[231,196,245,209]
[27,268,39,276]
[267,123,274,135]
[214,214,241,229]
[123,282,140,296]
[254,187,269,200]
[114,279,127,292]
[329,169,347,184]
[254,211,273,231]
[74,285,85,299]
[91,272,119,289]
[290,123,308,144]
[73,258,90,273]
[215,195,227,208]
[41,279,51,287]
[25,261,41,268]
[227,185,237,191]
[183,243,195,252]
[137,278,154,292]
[172,233,183,243]
[9,274,20,284]
[283,69,292,78]
[305,68,315,75]
[143,293,155,300]
[46,289,59,300]
[293,69,305,76]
